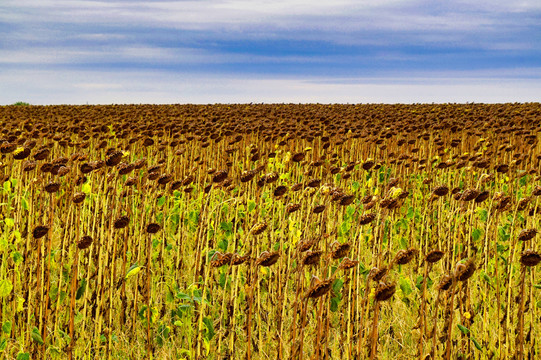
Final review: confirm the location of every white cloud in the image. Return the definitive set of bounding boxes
[3,0,538,35]
[1,69,540,105]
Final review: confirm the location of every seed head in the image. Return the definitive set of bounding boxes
[359,213,376,225]
[297,237,318,252]
[113,216,129,229]
[520,250,541,267]
[255,251,280,267]
[106,151,123,167]
[474,191,490,203]
[306,179,321,188]
[0,143,16,154]
[80,162,94,174]
[494,195,512,211]
[146,223,161,234]
[291,152,305,162]
[118,162,135,176]
[265,172,279,184]
[33,225,50,239]
[362,160,375,170]
[361,195,374,204]
[240,170,257,183]
[33,148,50,160]
[369,267,388,282]
[437,274,453,291]
[394,248,419,265]
[339,257,359,270]
[518,229,537,242]
[231,253,250,265]
[425,250,445,264]
[460,189,479,202]
[181,175,194,186]
[72,192,86,204]
[432,185,449,197]
[212,169,228,183]
[495,164,509,173]
[23,160,37,172]
[211,252,233,267]
[306,278,333,299]
[375,282,396,301]
[44,182,60,193]
[339,194,355,206]
[157,174,173,185]
[517,197,530,211]
[251,222,268,235]
[77,235,93,250]
[331,242,351,259]
[455,259,476,281]
[273,185,288,197]
[13,147,31,160]
[285,203,301,214]
[302,250,323,266]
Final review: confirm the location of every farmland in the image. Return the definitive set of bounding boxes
[0,103,540,359]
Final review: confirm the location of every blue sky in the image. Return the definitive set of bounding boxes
[1,0,540,104]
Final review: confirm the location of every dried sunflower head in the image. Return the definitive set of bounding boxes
[520,250,541,267]
[375,282,396,301]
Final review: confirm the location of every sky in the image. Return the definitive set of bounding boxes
[1,0,541,104]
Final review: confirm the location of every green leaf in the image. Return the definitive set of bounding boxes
[2,321,11,334]
[498,226,510,242]
[406,207,415,219]
[345,205,355,219]
[3,181,11,193]
[31,327,44,345]
[21,197,29,211]
[76,278,87,300]
[219,221,233,234]
[247,200,256,213]
[471,228,482,242]
[415,275,424,291]
[218,272,226,289]
[157,196,166,207]
[16,353,30,360]
[217,239,228,252]
[478,208,488,222]
[533,283,541,289]
[4,218,14,228]
[0,338,6,351]
[11,251,23,264]
[471,337,482,351]
[74,312,84,325]
[457,324,470,335]
[203,317,215,340]
[399,277,412,296]
[176,292,191,301]
[330,296,340,312]
[125,264,141,280]
[0,280,13,298]
[332,279,344,295]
